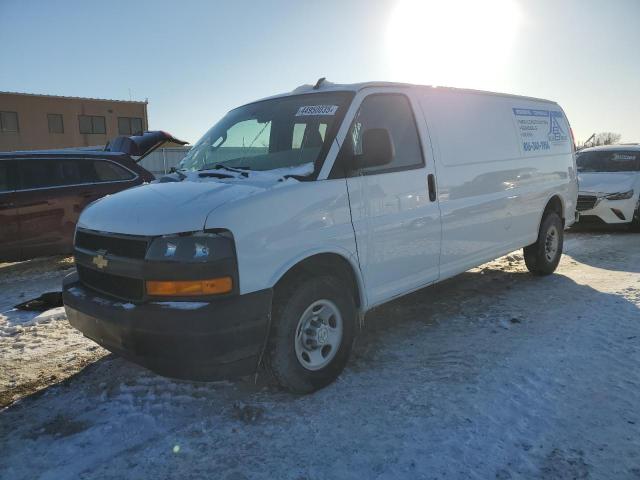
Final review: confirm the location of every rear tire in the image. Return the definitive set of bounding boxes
[630,202,640,232]
[524,211,564,275]
[265,275,356,394]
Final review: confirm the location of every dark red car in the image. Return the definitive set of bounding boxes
[0,131,185,261]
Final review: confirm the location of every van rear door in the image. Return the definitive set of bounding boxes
[342,91,441,306]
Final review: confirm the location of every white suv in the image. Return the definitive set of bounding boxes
[576,145,640,229]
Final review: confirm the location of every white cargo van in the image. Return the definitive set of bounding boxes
[63,81,578,393]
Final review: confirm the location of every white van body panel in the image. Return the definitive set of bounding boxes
[203,179,363,300]
[416,89,576,278]
[337,87,442,307]
[78,179,266,236]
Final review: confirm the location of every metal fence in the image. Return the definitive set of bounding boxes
[138,146,191,175]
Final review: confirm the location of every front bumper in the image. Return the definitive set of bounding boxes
[577,194,639,224]
[63,272,272,381]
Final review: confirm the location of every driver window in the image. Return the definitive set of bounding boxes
[332,94,423,177]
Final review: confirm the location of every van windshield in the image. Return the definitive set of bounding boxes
[178,92,353,176]
[576,150,640,172]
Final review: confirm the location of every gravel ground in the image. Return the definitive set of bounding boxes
[0,230,638,479]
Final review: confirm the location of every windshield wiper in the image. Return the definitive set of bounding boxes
[198,164,250,177]
[198,171,235,179]
[168,166,187,180]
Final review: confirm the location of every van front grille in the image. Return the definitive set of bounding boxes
[75,230,149,259]
[77,265,144,302]
[576,195,598,212]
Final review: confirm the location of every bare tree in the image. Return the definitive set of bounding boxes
[593,132,622,146]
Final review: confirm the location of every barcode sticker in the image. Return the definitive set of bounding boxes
[295,105,339,116]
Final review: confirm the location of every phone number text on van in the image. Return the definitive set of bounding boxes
[523,141,550,152]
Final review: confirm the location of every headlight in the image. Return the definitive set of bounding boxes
[145,231,237,297]
[146,231,234,263]
[605,190,634,201]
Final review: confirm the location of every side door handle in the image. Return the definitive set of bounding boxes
[427,174,437,202]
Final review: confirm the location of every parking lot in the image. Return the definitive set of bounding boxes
[0,230,638,479]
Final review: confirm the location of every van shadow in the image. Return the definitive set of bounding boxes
[564,229,640,274]
[350,260,639,373]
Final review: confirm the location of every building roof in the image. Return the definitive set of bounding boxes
[0,91,147,104]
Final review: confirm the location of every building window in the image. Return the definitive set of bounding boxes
[118,117,144,136]
[78,115,106,134]
[47,114,64,134]
[0,111,19,133]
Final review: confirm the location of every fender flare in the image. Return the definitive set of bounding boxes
[269,247,368,312]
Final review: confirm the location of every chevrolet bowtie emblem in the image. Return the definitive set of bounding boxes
[92,254,108,269]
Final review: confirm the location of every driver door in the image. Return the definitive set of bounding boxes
[341,92,442,307]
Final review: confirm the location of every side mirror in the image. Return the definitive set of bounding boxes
[353,128,395,169]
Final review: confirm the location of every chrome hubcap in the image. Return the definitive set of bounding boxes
[544,225,559,262]
[294,299,343,371]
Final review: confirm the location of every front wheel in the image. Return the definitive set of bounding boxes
[264,275,356,394]
[523,211,564,275]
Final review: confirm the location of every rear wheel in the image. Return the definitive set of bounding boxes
[630,202,640,232]
[265,275,356,394]
[524,211,564,275]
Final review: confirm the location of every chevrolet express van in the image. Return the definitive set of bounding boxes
[63,81,578,393]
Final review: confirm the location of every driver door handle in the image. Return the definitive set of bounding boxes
[427,174,437,202]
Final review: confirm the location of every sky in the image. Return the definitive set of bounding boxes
[1,0,639,144]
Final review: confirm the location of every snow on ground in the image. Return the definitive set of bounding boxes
[0,231,639,479]
[0,256,107,407]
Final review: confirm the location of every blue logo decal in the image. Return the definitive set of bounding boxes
[547,111,568,142]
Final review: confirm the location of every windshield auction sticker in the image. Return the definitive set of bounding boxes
[512,108,569,156]
[295,105,339,116]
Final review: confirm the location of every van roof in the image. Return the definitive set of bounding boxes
[248,80,559,107]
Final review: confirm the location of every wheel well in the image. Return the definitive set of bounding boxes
[275,253,361,308]
[543,195,564,222]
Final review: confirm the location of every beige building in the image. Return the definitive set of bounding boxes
[0,91,148,151]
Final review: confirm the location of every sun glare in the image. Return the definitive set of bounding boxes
[386,0,521,89]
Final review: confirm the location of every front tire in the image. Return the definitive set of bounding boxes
[524,211,564,275]
[265,275,356,394]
